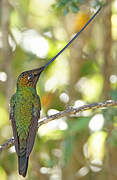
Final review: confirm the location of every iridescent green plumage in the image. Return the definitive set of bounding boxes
[10,67,44,177]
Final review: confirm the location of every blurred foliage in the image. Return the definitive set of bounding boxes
[54,0,104,15]
[0,0,117,180]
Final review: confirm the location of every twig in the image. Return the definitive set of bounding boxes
[0,138,14,153]
[0,100,117,153]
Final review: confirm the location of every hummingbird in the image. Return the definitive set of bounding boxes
[9,7,101,177]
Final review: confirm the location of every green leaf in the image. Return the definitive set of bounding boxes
[71,4,79,13]
[56,0,67,9]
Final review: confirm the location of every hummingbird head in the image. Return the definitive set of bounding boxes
[17,66,45,88]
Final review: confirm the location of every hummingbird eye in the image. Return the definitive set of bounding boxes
[28,74,34,80]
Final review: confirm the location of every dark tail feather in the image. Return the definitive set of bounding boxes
[18,153,29,177]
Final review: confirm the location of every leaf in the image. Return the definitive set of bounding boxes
[71,4,79,13]
[56,0,67,9]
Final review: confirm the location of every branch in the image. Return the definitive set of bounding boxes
[0,100,117,153]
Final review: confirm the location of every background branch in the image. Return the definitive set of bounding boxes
[0,100,117,153]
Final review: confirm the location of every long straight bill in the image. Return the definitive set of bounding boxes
[44,7,102,69]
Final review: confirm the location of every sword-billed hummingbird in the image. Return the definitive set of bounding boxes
[10,7,101,177]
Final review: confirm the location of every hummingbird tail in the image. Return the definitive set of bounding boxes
[18,153,29,177]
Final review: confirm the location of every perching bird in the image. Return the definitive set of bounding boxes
[9,7,101,177]
[10,67,45,177]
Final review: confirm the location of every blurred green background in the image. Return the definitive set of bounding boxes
[0,0,117,179]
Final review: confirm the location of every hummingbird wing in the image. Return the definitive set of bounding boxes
[10,95,19,154]
[26,96,41,157]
